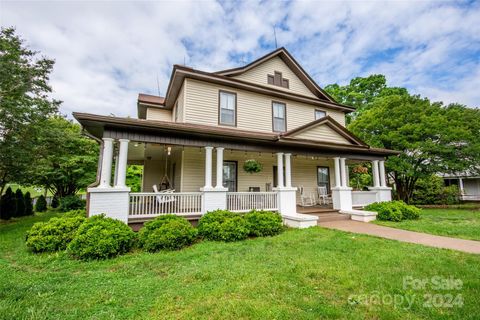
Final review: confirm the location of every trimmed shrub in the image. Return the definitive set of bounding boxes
[0,187,15,220]
[14,189,25,217]
[198,209,249,242]
[440,185,460,205]
[139,215,197,252]
[51,196,59,209]
[35,195,47,212]
[24,192,33,216]
[25,214,86,252]
[412,175,460,205]
[63,209,86,218]
[365,201,420,222]
[244,210,283,237]
[67,215,136,260]
[59,195,86,212]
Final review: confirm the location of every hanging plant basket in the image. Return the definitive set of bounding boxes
[243,159,263,174]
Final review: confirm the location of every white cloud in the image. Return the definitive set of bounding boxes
[1,0,478,118]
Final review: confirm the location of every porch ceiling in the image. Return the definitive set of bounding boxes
[73,112,399,161]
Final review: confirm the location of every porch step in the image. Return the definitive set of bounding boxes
[313,213,351,223]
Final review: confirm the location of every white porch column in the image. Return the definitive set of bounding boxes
[99,138,114,188]
[113,154,119,187]
[379,160,386,187]
[340,158,348,187]
[276,152,284,188]
[115,139,129,188]
[459,178,465,195]
[204,146,213,189]
[334,157,341,188]
[284,153,292,188]
[215,147,224,189]
[372,160,380,188]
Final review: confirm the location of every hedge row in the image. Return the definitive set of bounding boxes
[25,209,284,261]
[0,187,34,220]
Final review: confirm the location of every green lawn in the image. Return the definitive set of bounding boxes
[374,208,480,241]
[1,212,479,319]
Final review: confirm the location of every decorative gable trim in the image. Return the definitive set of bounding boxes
[281,116,368,147]
[215,47,335,103]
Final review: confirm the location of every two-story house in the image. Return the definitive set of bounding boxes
[74,47,397,228]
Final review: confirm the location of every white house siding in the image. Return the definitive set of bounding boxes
[183,79,346,132]
[292,125,352,145]
[231,56,318,99]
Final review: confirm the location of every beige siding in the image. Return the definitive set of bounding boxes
[142,148,183,191]
[293,125,352,145]
[173,83,185,122]
[232,56,317,98]
[184,79,346,132]
[146,108,172,121]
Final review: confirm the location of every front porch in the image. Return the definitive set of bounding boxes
[87,137,392,228]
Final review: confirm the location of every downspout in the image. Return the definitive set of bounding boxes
[83,130,103,217]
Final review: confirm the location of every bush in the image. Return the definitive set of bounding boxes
[25,214,86,252]
[412,175,460,205]
[59,195,86,212]
[67,215,136,260]
[139,215,197,252]
[51,196,59,209]
[244,210,283,237]
[24,192,33,216]
[0,187,15,220]
[198,210,249,242]
[365,201,420,222]
[14,189,25,217]
[63,209,86,218]
[35,195,47,212]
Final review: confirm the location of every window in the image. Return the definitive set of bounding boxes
[272,102,286,132]
[317,166,330,192]
[315,109,326,120]
[219,91,236,126]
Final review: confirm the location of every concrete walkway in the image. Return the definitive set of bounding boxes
[319,220,480,254]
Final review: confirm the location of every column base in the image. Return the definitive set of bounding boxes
[368,186,392,202]
[87,187,131,223]
[332,187,353,211]
[201,188,227,214]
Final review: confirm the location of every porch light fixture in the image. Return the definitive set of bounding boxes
[134,143,139,147]
[167,146,171,156]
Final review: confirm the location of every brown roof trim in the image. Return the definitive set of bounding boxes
[164,65,355,113]
[73,112,400,156]
[215,47,337,103]
[282,116,368,147]
[138,93,165,106]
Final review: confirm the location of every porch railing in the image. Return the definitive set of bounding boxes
[129,192,202,218]
[352,191,378,207]
[227,192,278,212]
[461,194,480,201]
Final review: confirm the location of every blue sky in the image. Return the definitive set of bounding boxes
[1,0,479,117]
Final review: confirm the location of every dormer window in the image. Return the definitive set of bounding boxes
[267,71,289,89]
[219,90,236,126]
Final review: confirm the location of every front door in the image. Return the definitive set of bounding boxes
[223,161,237,192]
[317,166,330,192]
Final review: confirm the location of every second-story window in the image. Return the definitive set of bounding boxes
[219,90,236,126]
[315,109,326,120]
[272,101,286,132]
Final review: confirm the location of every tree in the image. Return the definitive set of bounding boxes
[29,116,98,198]
[126,165,143,192]
[0,187,15,219]
[349,93,480,202]
[14,189,25,217]
[24,191,33,216]
[324,74,407,122]
[35,195,47,212]
[0,27,59,195]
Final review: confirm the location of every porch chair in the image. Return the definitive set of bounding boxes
[152,185,176,205]
[317,186,331,205]
[298,186,316,207]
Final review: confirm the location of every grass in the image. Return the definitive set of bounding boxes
[374,208,480,241]
[1,212,479,319]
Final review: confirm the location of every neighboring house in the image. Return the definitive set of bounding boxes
[443,173,480,201]
[74,47,397,227]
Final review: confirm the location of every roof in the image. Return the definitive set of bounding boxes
[215,47,336,103]
[73,112,399,158]
[137,94,166,119]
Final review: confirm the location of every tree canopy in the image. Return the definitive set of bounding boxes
[0,27,59,194]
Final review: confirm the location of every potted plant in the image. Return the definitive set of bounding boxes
[243,159,263,174]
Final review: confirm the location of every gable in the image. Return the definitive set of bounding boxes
[230,56,319,99]
[290,124,353,145]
